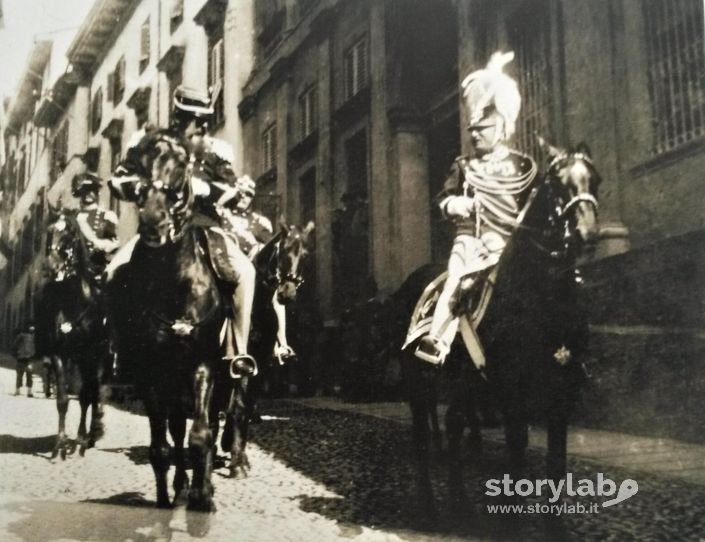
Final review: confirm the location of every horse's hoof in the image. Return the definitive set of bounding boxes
[230,465,249,479]
[187,490,216,513]
[156,499,173,510]
[186,510,213,538]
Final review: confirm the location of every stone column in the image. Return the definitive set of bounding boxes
[388,107,431,278]
[368,0,398,295]
[561,0,629,259]
[223,0,255,174]
[315,34,334,319]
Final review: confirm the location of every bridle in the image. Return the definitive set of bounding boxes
[546,152,599,220]
[526,151,600,260]
[259,231,306,291]
[136,135,193,244]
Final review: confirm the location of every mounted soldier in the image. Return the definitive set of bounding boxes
[72,172,120,280]
[413,51,538,366]
[217,174,296,362]
[106,85,257,375]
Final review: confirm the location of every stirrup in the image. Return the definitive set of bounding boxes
[414,336,448,366]
[226,355,258,379]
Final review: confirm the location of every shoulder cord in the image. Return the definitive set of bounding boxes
[460,158,538,238]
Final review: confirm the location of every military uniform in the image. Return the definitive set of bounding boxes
[415,50,537,366]
[76,207,119,275]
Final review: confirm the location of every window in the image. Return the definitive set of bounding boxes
[262,123,277,173]
[300,85,317,139]
[644,0,705,155]
[208,37,225,128]
[140,18,151,74]
[51,123,69,183]
[168,69,183,126]
[110,141,122,215]
[91,87,103,133]
[507,0,554,158]
[113,56,126,104]
[170,0,184,33]
[344,37,368,101]
[345,129,368,198]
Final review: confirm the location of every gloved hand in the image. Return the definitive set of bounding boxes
[445,195,475,218]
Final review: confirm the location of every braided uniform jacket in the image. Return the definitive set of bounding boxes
[76,207,118,273]
[437,149,536,238]
[109,133,236,228]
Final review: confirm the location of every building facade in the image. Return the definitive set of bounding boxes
[1,0,704,354]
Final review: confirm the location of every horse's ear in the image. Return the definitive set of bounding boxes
[536,133,562,159]
[575,141,592,158]
[303,221,315,241]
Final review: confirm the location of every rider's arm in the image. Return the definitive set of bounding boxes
[437,158,474,219]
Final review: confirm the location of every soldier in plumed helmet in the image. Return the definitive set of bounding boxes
[414,51,538,366]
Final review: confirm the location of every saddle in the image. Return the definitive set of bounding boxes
[202,227,241,288]
[403,265,497,370]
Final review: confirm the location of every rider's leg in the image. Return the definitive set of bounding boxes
[104,234,139,282]
[221,235,255,359]
[415,235,478,363]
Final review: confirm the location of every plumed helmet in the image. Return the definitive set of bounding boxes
[172,85,213,127]
[461,51,521,139]
[235,175,256,197]
[71,172,102,197]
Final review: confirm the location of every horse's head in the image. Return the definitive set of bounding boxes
[131,131,191,247]
[44,203,79,281]
[538,136,601,254]
[269,220,315,304]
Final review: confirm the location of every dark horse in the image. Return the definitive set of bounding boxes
[216,221,314,478]
[107,131,224,511]
[403,138,601,513]
[36,205,112,459]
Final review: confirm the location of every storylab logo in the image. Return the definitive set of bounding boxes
[485,473,639,515]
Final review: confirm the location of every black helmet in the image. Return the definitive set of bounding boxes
[172,85,213,128]
[72,172,102,197]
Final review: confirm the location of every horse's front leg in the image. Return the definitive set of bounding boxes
[546,414,568,483]
[407,359,439,521]
[169,412,189,506]
[188,364,215,511]
[51,355,71,460]
[145,387,172,508]
[228,377,251,479]
[445,378,469,510]
[78,360,106,456]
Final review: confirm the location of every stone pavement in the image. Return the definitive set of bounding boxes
[3,358,705,541]
[292,397,705,487]
[0,366,466,542]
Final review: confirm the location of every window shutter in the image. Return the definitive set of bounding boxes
[140,18,150,72]
[107,73,114,102]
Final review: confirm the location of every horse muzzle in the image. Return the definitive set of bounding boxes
[139,221,172,247]
[276,282,298,304]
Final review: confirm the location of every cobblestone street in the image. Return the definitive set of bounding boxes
[2,364,705,541]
